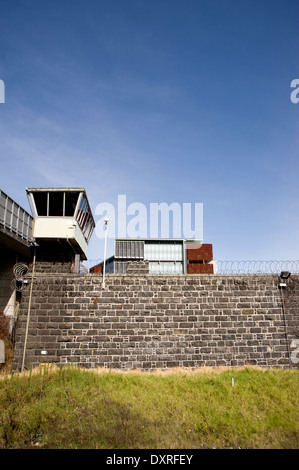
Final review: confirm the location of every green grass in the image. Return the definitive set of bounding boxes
[0,365,298,449]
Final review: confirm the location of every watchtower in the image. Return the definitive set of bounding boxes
[26,187,95,272]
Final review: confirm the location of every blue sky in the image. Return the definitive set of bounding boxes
[0,0,298,263]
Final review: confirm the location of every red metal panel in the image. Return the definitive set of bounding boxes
[89,264,102,274]
[187,263,214,274]
[187,243,213,261]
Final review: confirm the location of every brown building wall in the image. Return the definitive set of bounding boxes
[187,243,213,261]
[187,264,214,274]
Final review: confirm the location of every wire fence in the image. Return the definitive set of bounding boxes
[216,260,299,275]
[82,259,102,270]
[82,259,299,275]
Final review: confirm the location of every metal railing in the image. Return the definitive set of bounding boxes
[0,189,33,243]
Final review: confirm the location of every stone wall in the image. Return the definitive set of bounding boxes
[12,272,299,372]
[30,245,75,274]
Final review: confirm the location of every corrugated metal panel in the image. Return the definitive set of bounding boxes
[114,261,128,274]
[144,242,183,261]
[149,262,183,274]
[106,260,115,274]
[115,240,144,259]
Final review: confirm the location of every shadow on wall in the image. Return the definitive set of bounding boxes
[0,312,14,373]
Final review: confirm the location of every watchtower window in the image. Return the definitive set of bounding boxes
[34,192,47,216]
[31,191,80,217]
[76,194,94,242]
[49,192,64,216]
[65,192,79,216]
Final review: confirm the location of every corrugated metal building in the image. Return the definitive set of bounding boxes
[90,239,217,274]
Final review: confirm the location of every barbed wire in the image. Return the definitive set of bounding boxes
[81,259,102,270]
[83,259,299,275]
[216,260,299,274]
[11,263,29,291]
[79,263,89,274]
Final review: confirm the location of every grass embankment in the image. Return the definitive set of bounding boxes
[0,365,298,449]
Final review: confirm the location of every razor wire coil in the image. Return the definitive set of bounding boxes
[217,260,299,274]
[13,263,29,279]
[11,263,29,291]
[79,259,299,275]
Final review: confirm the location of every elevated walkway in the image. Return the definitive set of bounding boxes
[0,189,33,256]
[0,190,33,313]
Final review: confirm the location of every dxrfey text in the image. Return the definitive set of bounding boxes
[106,454,193,466]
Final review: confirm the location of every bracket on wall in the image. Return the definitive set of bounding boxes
[279,271,291,288]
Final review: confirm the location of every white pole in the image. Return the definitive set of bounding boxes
[21,248,36,372]
[102,218,109,289]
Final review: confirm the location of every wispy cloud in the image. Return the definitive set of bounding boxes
[0,104,164,204]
